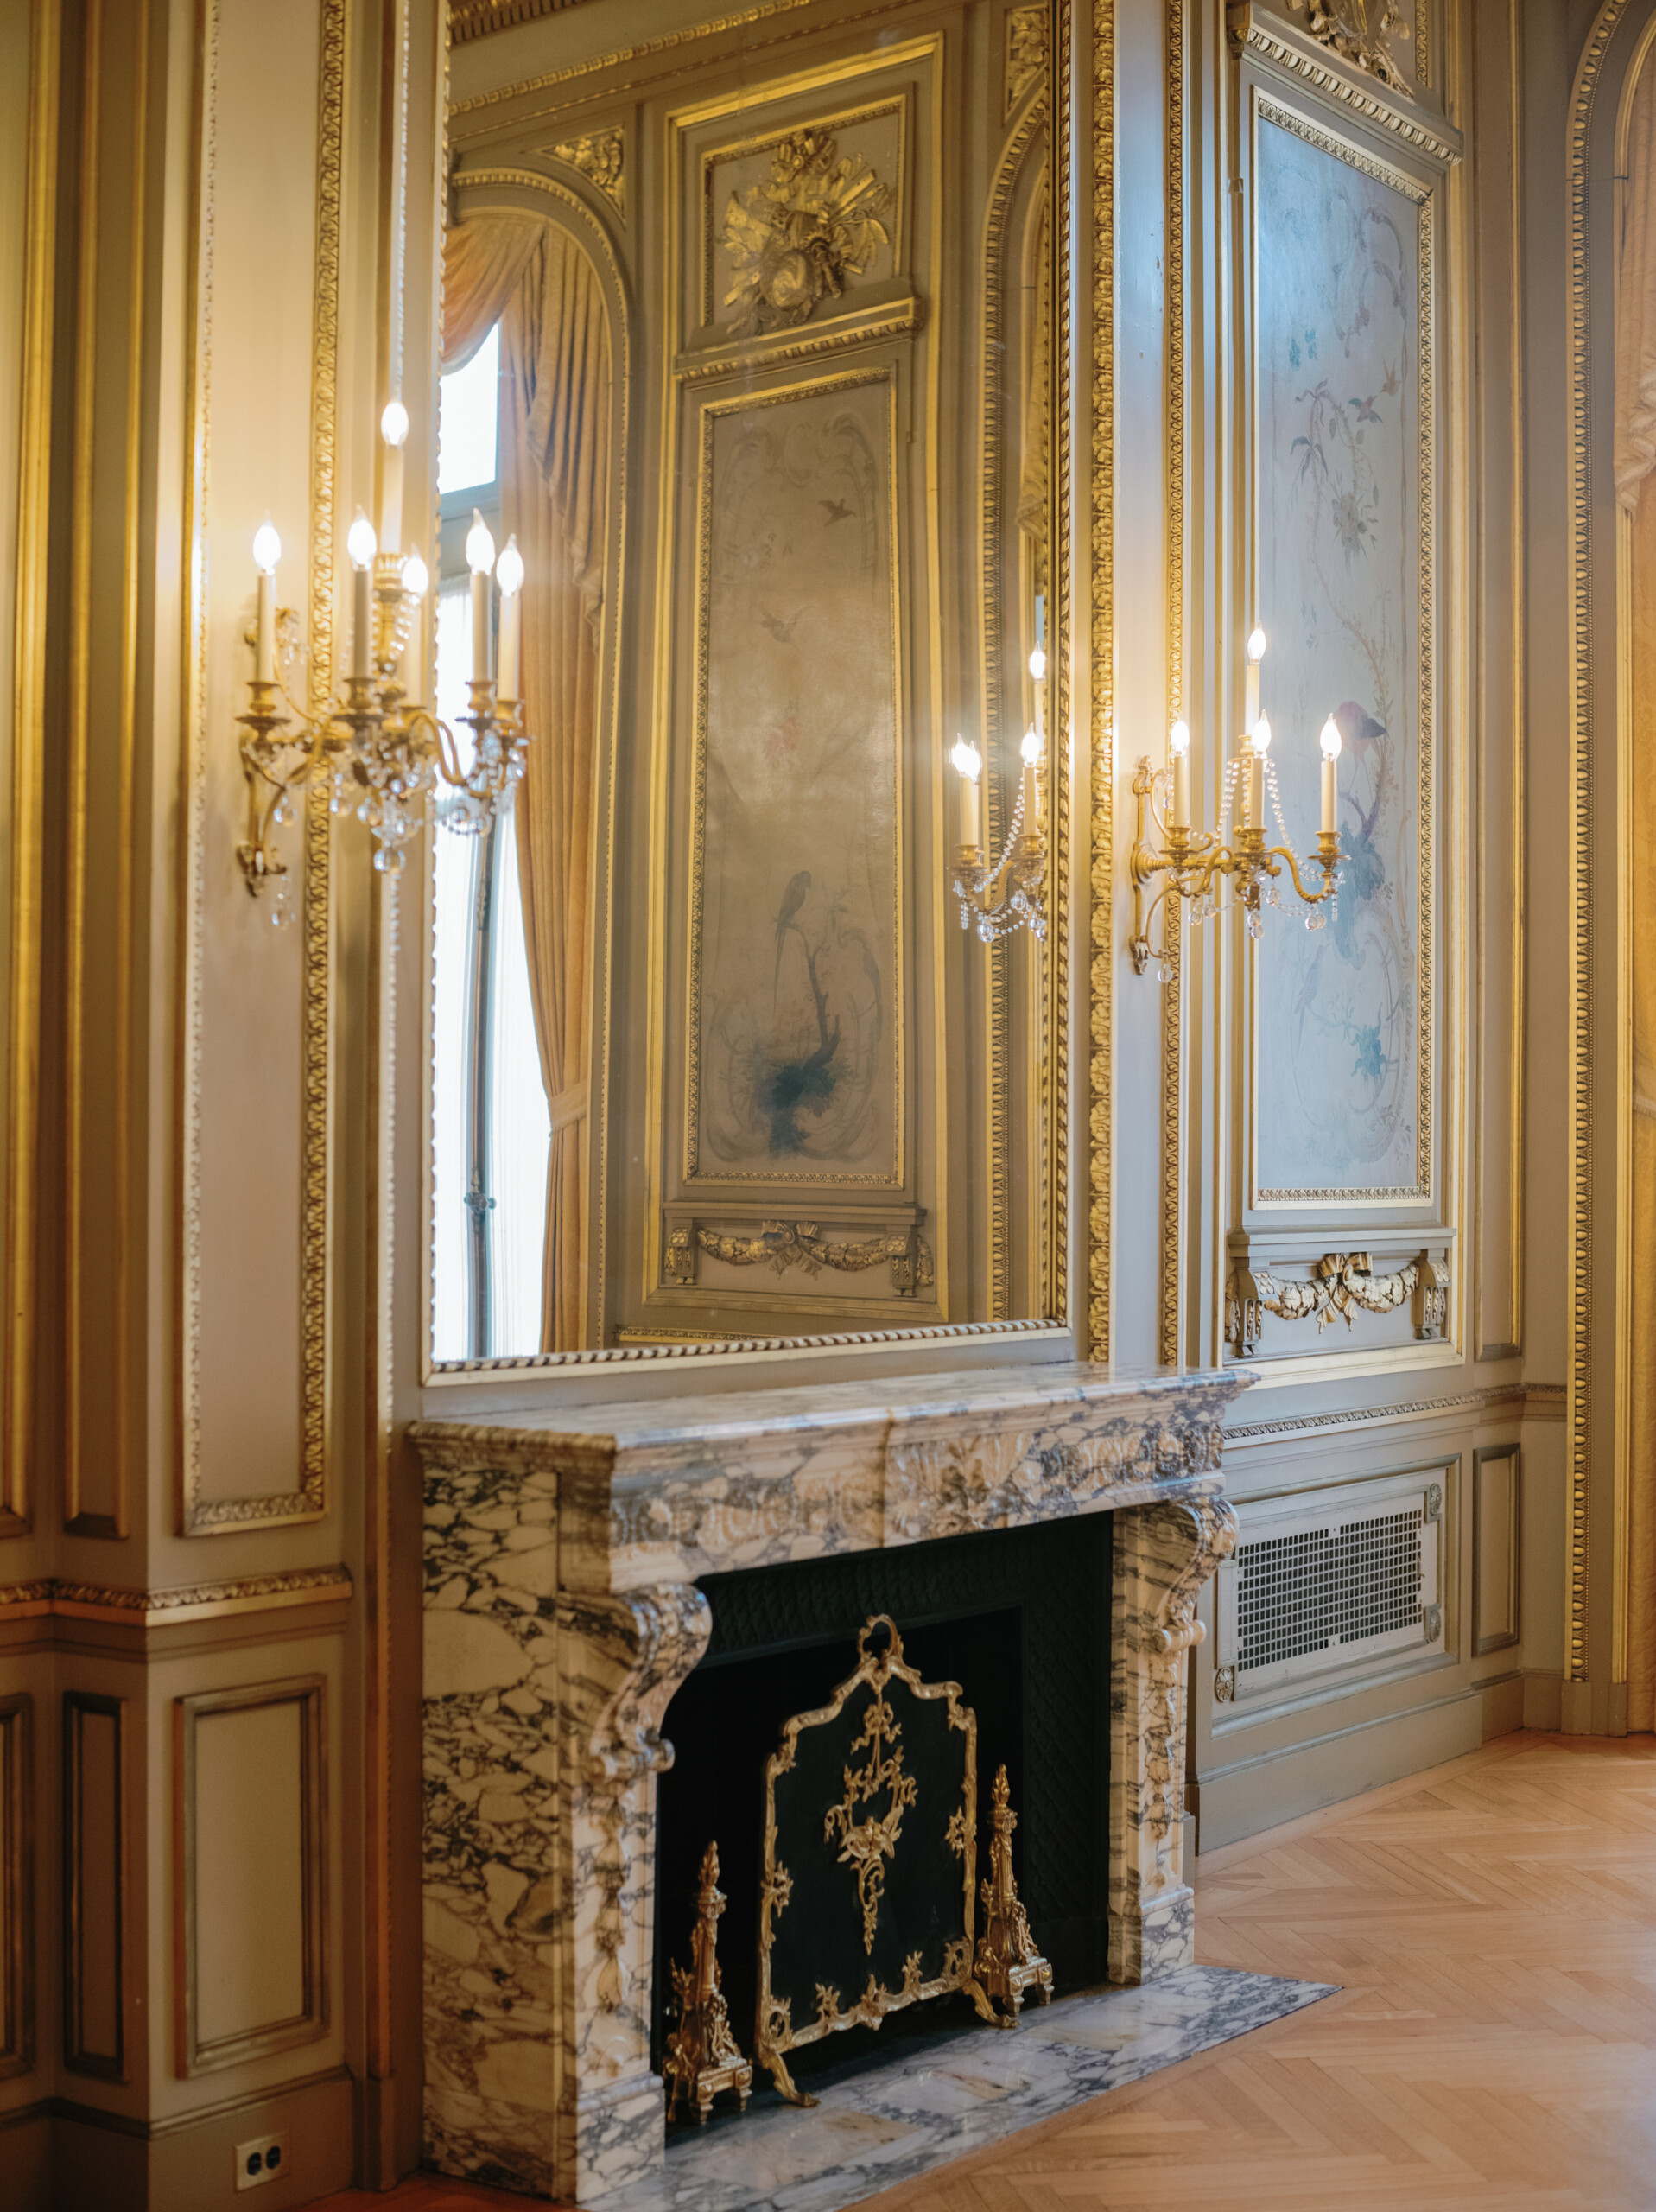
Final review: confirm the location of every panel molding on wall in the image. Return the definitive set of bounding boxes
[62,1690,126,2080]
[173,1675,327,2075]
[0,1692,34,2079]
[1472,1441,1521,1656]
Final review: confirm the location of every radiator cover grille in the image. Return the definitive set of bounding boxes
[1237,1507,1422,1671]
[1215,1478,1443,1702]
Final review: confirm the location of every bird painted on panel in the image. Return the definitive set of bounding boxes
[1331,698,1386,773]
[774,869,812,992]
[1349,392,1383,424]
[758,606,807,643]
[819,497,853,524]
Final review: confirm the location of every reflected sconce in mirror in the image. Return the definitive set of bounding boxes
[951,644,1048,943]
[1127,627,1342,979]
[234,401,532,916]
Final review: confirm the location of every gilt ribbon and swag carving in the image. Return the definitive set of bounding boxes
[664,1218,934,1296]
[1225,1248,1449,1357]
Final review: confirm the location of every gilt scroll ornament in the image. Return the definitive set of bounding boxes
[756,1616,994,2107]
[673,1219,935,1295]
[549,129,625,215]
[721,130,894,339]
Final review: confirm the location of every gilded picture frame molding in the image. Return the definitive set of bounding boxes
[1241,85,1440,1214]
[179,0,347,1535]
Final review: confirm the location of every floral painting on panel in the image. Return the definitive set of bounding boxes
[692,374,900,1180]
[1254,116,1427,1198]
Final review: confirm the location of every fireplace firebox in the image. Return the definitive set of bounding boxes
[653,1516,1112,2087]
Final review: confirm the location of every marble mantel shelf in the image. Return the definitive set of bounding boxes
[415,1362,1253,2207]
[410,1359,1250,1592]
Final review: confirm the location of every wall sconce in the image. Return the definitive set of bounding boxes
[234,402,531,918]
[1127,628,1342,978]
[952,644,1048,943]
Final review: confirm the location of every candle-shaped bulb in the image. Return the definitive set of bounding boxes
[952,738,982,853]
[495,536,524,704]
[1252,713,1272,755]
[1021,724,1041,765]
[1319,714,1342,759]
[1318,715,1340,835]
[1247,627,1266,664]
[253,518,281,575]
[401,550,429,600]
[496,537,524,597]
[380,398,409,449]
[1028,645,1047,683]
[466,510,496,576]
[1168,717,1190,829]
[952,739,982,781]
[347,507,378,570]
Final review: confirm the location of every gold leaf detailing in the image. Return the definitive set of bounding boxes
[1286,0,1412,93]
[549,128,624,214]
[694,1219,934,1295]
[814,1982,841,2028]
[1224,1249,1449,1356]
[900,1949,924,1999]
[946,1804,970,1856]
[1006,6,1050,110]
[663,1843,753,2123]
[722,130,893,339]
[823,1690,918,1952]
[974,1764,1053,2018]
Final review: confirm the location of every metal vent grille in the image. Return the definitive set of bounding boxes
[1237,1507,1423,1673]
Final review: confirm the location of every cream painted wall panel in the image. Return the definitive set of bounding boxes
[192,1700,307,2048]
[187,0,327,1514]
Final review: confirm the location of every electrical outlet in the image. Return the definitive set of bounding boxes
[235,2131,291,2191]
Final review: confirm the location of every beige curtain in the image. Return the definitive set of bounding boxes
[1621,62,1656,1728]
[442,215,611,1351]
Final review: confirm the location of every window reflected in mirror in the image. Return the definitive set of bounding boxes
[431,0,1062,1363]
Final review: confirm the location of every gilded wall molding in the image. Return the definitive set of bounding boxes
[1,2,56,1539]
[979,91,1048,1318]
[1564,0,1632,1685]
[173,1675,328,2075]
[1248,94,1437,1209]
[1089,0,1114,1360]
[1159,0,1186,1367]
[0,1566,352,1625]
[1224,1381,1530,1446]
[180,0,346,1534]
[452,0,600,39]
[546,127,624,214]
[62,1692,126,2081]
[1050,0,1072,1330]
[0,1694,33,2080]
[1227,3,1462,167]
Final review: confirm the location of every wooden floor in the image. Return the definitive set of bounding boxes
[315,1732,1656,2211]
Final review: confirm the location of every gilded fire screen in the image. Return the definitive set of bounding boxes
[755,1614,995,2103]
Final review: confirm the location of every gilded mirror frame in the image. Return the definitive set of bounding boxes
[422,0,1076,1377]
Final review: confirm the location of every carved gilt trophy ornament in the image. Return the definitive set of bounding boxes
[663,1843,754,2126]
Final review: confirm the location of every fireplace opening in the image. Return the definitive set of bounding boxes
[653,1514,1112,2088]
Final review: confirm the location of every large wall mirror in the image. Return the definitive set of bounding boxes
[429,0,1069,1364]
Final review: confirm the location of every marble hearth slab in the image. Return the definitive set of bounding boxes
[414,1361,1248,1587]
[598,1965,1332,2212]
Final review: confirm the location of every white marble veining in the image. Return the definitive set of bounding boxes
[413,1363,1247,1592]
[416,1363,1252,2202]
[600,1964,1334,2212]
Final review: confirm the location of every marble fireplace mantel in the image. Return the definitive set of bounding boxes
[415,1362,1251,2204]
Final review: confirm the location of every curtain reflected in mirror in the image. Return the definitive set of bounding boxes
[431,0,1057,1361]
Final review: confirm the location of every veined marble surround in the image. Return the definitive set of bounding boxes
[415,1362,1248,2202]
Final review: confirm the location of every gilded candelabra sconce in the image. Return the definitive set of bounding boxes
[235,401,533,918]
[1128,628,1342,978]
[951,639,1048,943]
[663,1842,753,2126]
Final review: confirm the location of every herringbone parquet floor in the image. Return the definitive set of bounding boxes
[314,1732,1656,2211]
[866,1730,1656,2212]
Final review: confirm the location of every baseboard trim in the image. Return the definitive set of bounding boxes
[1192,1687,1484,1852]
[0,2068,355,2210]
